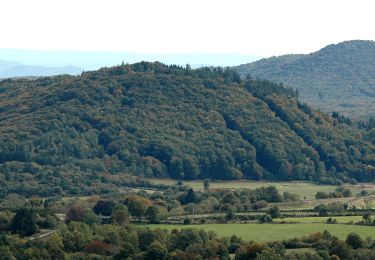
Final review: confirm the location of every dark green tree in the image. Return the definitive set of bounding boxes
[330,239,353,260]
[346,233,363,249]
[203,179,210,190]
[225,208,235,222]
[183,188,197,204]
[268,206,280,218]
[93,200,116,216]
[145,241,168,260]
[145,205,160,223]
[11,208,36,237]
[114,242,137,259]
[171,229,204,250]
[127,197,148,222]
[112,204,130,225]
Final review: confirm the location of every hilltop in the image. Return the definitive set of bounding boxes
[235,40,375,118]
[0,62,373,196]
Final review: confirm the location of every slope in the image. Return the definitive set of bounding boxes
[0,62,373,196]
[235,40,375,118]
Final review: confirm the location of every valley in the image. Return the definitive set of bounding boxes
[2,0,375,258]
[0,62,374,259]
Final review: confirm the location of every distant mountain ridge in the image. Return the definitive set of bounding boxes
[0,60,19,71]
[234,40,375,118]
[0,60,82,78]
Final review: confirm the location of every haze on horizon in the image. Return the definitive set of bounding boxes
[1,0,375,58]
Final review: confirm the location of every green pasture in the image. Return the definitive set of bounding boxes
[138,223,375,242]
[274,215,363,223]
[148,179,374,200]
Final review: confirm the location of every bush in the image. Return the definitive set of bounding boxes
[225,209,235,222]
[252,200,268,210]
[315,191,329,199]
[145,241,168,260]
[268,206,280,218]
[259,214,272,223]
[330,239,353,259]
[346,233,363,249]
[84,240,113,255]
[183,217,191,225]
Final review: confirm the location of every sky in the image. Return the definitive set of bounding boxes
[1,0,375,58]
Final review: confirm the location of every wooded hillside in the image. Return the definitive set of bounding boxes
[235,40,375,118]
[0,62,373,196]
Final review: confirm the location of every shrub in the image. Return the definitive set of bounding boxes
[84,240,113,255]
[259,214,272,223]
[346,233,363,249]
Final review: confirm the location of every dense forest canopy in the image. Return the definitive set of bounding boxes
[0,62,374,196]
[234,40,375,118]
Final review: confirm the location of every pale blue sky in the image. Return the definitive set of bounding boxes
[1,0,374,63]
[0,49,260,69]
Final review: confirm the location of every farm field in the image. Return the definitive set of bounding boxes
[274,215,363,223]
[138,223,375,242]
[272,195,375,210]
[147,179,375,200]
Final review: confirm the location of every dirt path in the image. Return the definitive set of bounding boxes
[29,229,57,240]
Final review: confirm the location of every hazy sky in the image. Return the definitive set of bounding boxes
[1,0,375,56]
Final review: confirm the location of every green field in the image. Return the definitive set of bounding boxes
[274,216,363,223]
[138,223,375,242]
[148,179,375,200]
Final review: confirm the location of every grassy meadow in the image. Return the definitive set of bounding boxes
[138,223,375,242]
[136,180,375,244]
[147,179,374,200]
[274,215,363,223]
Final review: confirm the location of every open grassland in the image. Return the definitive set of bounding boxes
[138,223,375,242]
[273,195,375,210]
[274,216,363,223]
[147,179,375,200]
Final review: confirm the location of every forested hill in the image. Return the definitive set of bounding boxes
[234,40,375,118]
[0,62,374,195]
